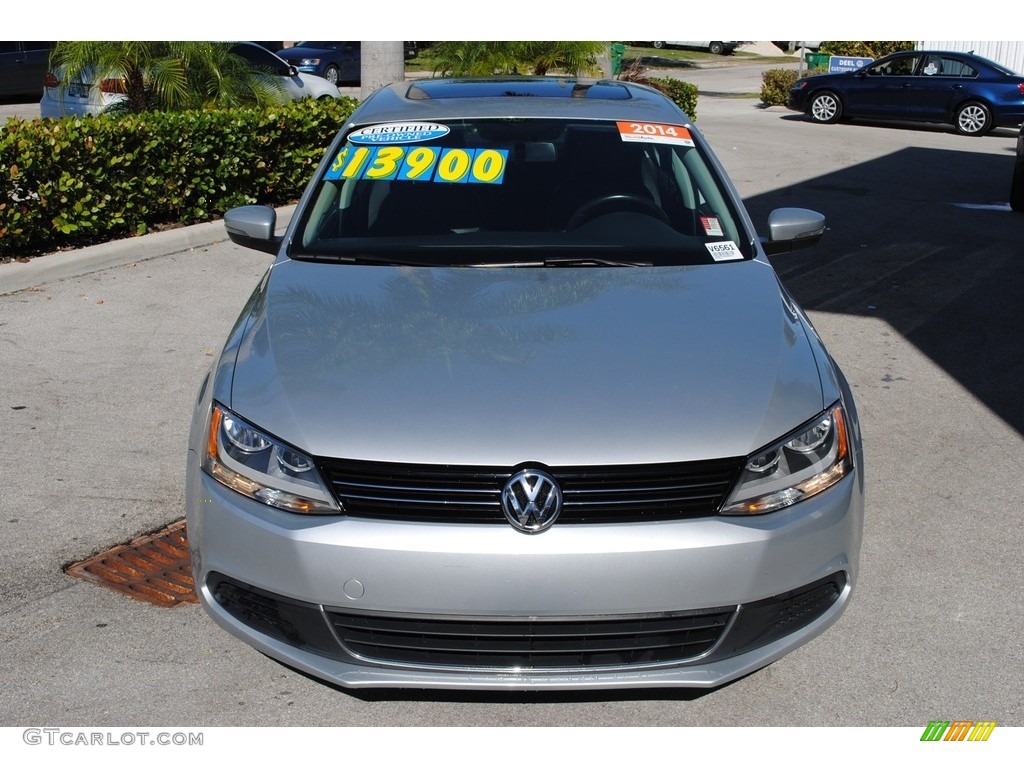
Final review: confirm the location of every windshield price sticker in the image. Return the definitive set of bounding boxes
[347,122,451,145]
[705,240,743,262]
[617,121,694,147]
[326,145,509,184]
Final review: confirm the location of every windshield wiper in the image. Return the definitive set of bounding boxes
[542,256,653,267]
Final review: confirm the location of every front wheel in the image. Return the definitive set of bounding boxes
[651,41,665,49]
[323,64,339,84]
[709,41,725,55]
[954,101,992,136]
[809,91,842,124]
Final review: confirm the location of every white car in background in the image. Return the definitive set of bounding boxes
[40,42,340,118]
[645,41,739,55]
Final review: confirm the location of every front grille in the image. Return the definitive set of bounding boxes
[318,458,744,524]
[327,608,735,669]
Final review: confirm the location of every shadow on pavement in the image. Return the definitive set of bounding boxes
[747,144,1024,436]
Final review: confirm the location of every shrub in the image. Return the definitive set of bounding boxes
[1,96,358,259]
[761,68,802,107]
[616,61,699,120]
[649,77,699,121]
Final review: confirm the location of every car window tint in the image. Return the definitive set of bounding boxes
[231,43,285,74]
[921,56,976,78]
[869,55,920,76]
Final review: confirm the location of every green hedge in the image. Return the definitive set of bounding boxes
[1,97,358,258]
[760,68,805,107]
[649,77,699,121]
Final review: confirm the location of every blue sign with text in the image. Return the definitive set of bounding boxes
[829,56,873,73]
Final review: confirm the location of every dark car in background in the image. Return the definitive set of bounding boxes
[789,50,1024,136]
[0,42,53,99]
[276,42,418,85]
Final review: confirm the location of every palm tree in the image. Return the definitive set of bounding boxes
[48,41,286,114]
[430,42,604,77]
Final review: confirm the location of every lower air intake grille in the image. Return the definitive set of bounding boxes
[326,608,735,668]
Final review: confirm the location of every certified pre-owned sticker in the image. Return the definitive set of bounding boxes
[348,122,451,145]
[705,240,743,262]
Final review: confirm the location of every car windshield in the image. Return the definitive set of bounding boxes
[293,116,753,266]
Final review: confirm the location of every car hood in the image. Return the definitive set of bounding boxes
[226,259,828,466]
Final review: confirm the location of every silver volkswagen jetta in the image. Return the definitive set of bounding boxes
[185,77,863,690]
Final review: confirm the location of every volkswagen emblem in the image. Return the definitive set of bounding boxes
[501,469,562,534]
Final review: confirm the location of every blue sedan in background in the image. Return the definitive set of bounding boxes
[276,42,419,85]
[788,50,1024,136]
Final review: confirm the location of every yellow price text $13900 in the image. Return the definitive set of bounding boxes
[326,145,510,184]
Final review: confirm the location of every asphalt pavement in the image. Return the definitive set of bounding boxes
[2,64,1023,737]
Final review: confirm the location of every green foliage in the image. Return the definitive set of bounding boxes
[648,78,699,120]
[0,97,358,258]
[760,68,801,107]
[820,41,914,58]
[49,41,288,114]
[430,42,604,76]
[615,61,698,120]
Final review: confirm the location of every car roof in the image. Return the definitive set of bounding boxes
[349,77,691,125]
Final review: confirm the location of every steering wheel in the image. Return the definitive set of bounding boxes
[566,194,670,230]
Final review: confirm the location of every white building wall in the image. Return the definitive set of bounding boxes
[917,41,1024,73]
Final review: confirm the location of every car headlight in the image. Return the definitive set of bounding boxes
[720,403,852,515]
[203,403,339,514]
[298,57,320,67]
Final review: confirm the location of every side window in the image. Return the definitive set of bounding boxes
[232,44,286,75]
[921,56,975,77]
[944,58,977,78]
[869,55,919,76]
[921,56,944,76]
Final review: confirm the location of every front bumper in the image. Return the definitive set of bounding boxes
[186,449,862,690]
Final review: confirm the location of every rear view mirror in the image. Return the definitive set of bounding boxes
[761,207,826,255]
[224,205,282,255]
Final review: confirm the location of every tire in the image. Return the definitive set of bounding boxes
[808,91,842,124]
[709,41,725,55]
[323,64,339,85]
[954,101,992,136]
[651,41,665,49]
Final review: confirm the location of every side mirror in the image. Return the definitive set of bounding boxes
[286,65,299,77]
[224,205,282,255]
[761,208,826,255]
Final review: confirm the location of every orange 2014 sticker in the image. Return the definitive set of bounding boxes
[616,122,694,147]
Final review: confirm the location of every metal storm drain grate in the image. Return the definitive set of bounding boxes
[66,519,198,607]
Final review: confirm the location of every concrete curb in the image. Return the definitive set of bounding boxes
[0,204,295,296]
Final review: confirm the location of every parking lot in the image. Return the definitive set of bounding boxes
[1,89,1022,729]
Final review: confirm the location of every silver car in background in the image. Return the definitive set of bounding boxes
[186,77,864,690]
